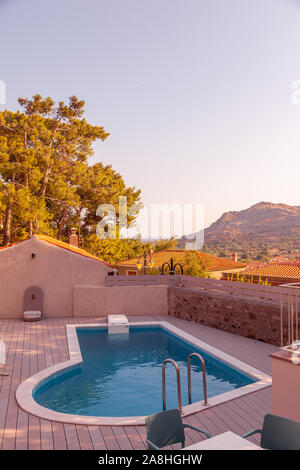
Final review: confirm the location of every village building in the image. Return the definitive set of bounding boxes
[117,249,247,279]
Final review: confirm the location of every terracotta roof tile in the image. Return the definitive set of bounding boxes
[117,249,246,271]
[243,263,300,278]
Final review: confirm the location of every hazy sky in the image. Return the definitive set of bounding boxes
[1,0,300,235]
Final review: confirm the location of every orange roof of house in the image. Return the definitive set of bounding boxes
[242,263,300,279]
[117,249,247,271]
[0,234,114,268]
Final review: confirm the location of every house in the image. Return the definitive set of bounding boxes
[116,249,247,279]
[0,232,113,318]
[222,262,300,285]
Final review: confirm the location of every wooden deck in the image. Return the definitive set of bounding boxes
[0,316,277,450]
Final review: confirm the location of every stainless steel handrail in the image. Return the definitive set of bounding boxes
[162,358,182,413]
[187,353,209,406]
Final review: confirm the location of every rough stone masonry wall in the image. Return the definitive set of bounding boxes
[168,286,283,345]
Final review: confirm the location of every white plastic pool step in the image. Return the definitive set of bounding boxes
[108,315,129,334]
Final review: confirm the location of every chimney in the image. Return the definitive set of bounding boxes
[69,228,78,248]
[232,252,238,262]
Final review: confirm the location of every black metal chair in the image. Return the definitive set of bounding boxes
[145,408,211,450]
[243,413,300,450]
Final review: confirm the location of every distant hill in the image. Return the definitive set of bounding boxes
[180,202,300,257]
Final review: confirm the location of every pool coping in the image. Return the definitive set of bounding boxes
[15,321,272,426]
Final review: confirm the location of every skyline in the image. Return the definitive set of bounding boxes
[1,0,300,235]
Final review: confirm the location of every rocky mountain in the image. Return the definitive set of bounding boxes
[181,202,300,255]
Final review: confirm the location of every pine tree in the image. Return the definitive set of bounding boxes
[0,94,142,247]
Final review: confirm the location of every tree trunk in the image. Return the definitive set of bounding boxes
[28,220,33,237]
[56,204,69,239]
[40,164,51,197]
[3,205,12,245]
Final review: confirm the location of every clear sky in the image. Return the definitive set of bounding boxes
[1,0,300,236]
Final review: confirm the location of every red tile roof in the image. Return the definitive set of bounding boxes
[243,263,300,278]
[117,249,246,271]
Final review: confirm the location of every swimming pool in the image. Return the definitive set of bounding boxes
[16,321,271,425]
[33,325,255,417]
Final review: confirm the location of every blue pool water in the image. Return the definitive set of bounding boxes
[33,326,256,417]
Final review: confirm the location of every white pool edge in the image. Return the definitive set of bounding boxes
[15,321,272,426]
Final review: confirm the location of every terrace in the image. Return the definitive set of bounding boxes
[0,258,297,450]
[0,313,276,449]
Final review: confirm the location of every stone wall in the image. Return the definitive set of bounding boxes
[168,286,284,345]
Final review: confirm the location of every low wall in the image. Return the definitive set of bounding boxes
[168,286,283,345]
[270,351,300,421]
[73,285,168,317]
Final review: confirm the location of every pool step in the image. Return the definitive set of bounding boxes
[107,314,129,334]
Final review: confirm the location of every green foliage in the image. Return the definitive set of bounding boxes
[226,273,272,285]
[258,276,271,286]
[182,251,210,278]
[0,95,141,247]
[152,238,178,252]
[84,235,178,266]
[226,273,254,284]
[84,236,146,265]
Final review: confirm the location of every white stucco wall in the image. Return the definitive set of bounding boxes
[0,236,111,318]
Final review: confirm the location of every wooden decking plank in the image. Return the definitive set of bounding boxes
[184,410,223,438]
[237,390,272,416]
[28,415,41,450]
[218,399,262,445]
[52,421,67,450]
[208,403,249,435]
[100,426,121,450]
[63,424,81,450]
[37,322,46,372]
[42,319,55,368]
[57,318,70,361]
[1,320,24,450]
[123,425,147,450]
[15,321,31,450]
[247,387,272,406]
[112,426,133,450]
[134,425,147,446]
[88,426,107,450]
[15,408,29,450]
[27,320,41,450]
[76,425,94,450]
[48,321,61,366]
[40,419,54,450]
[54,318,68,363]
[29,321,38,376]
[224,395,267,430]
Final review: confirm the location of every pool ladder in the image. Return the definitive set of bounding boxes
[162,353,209,414]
